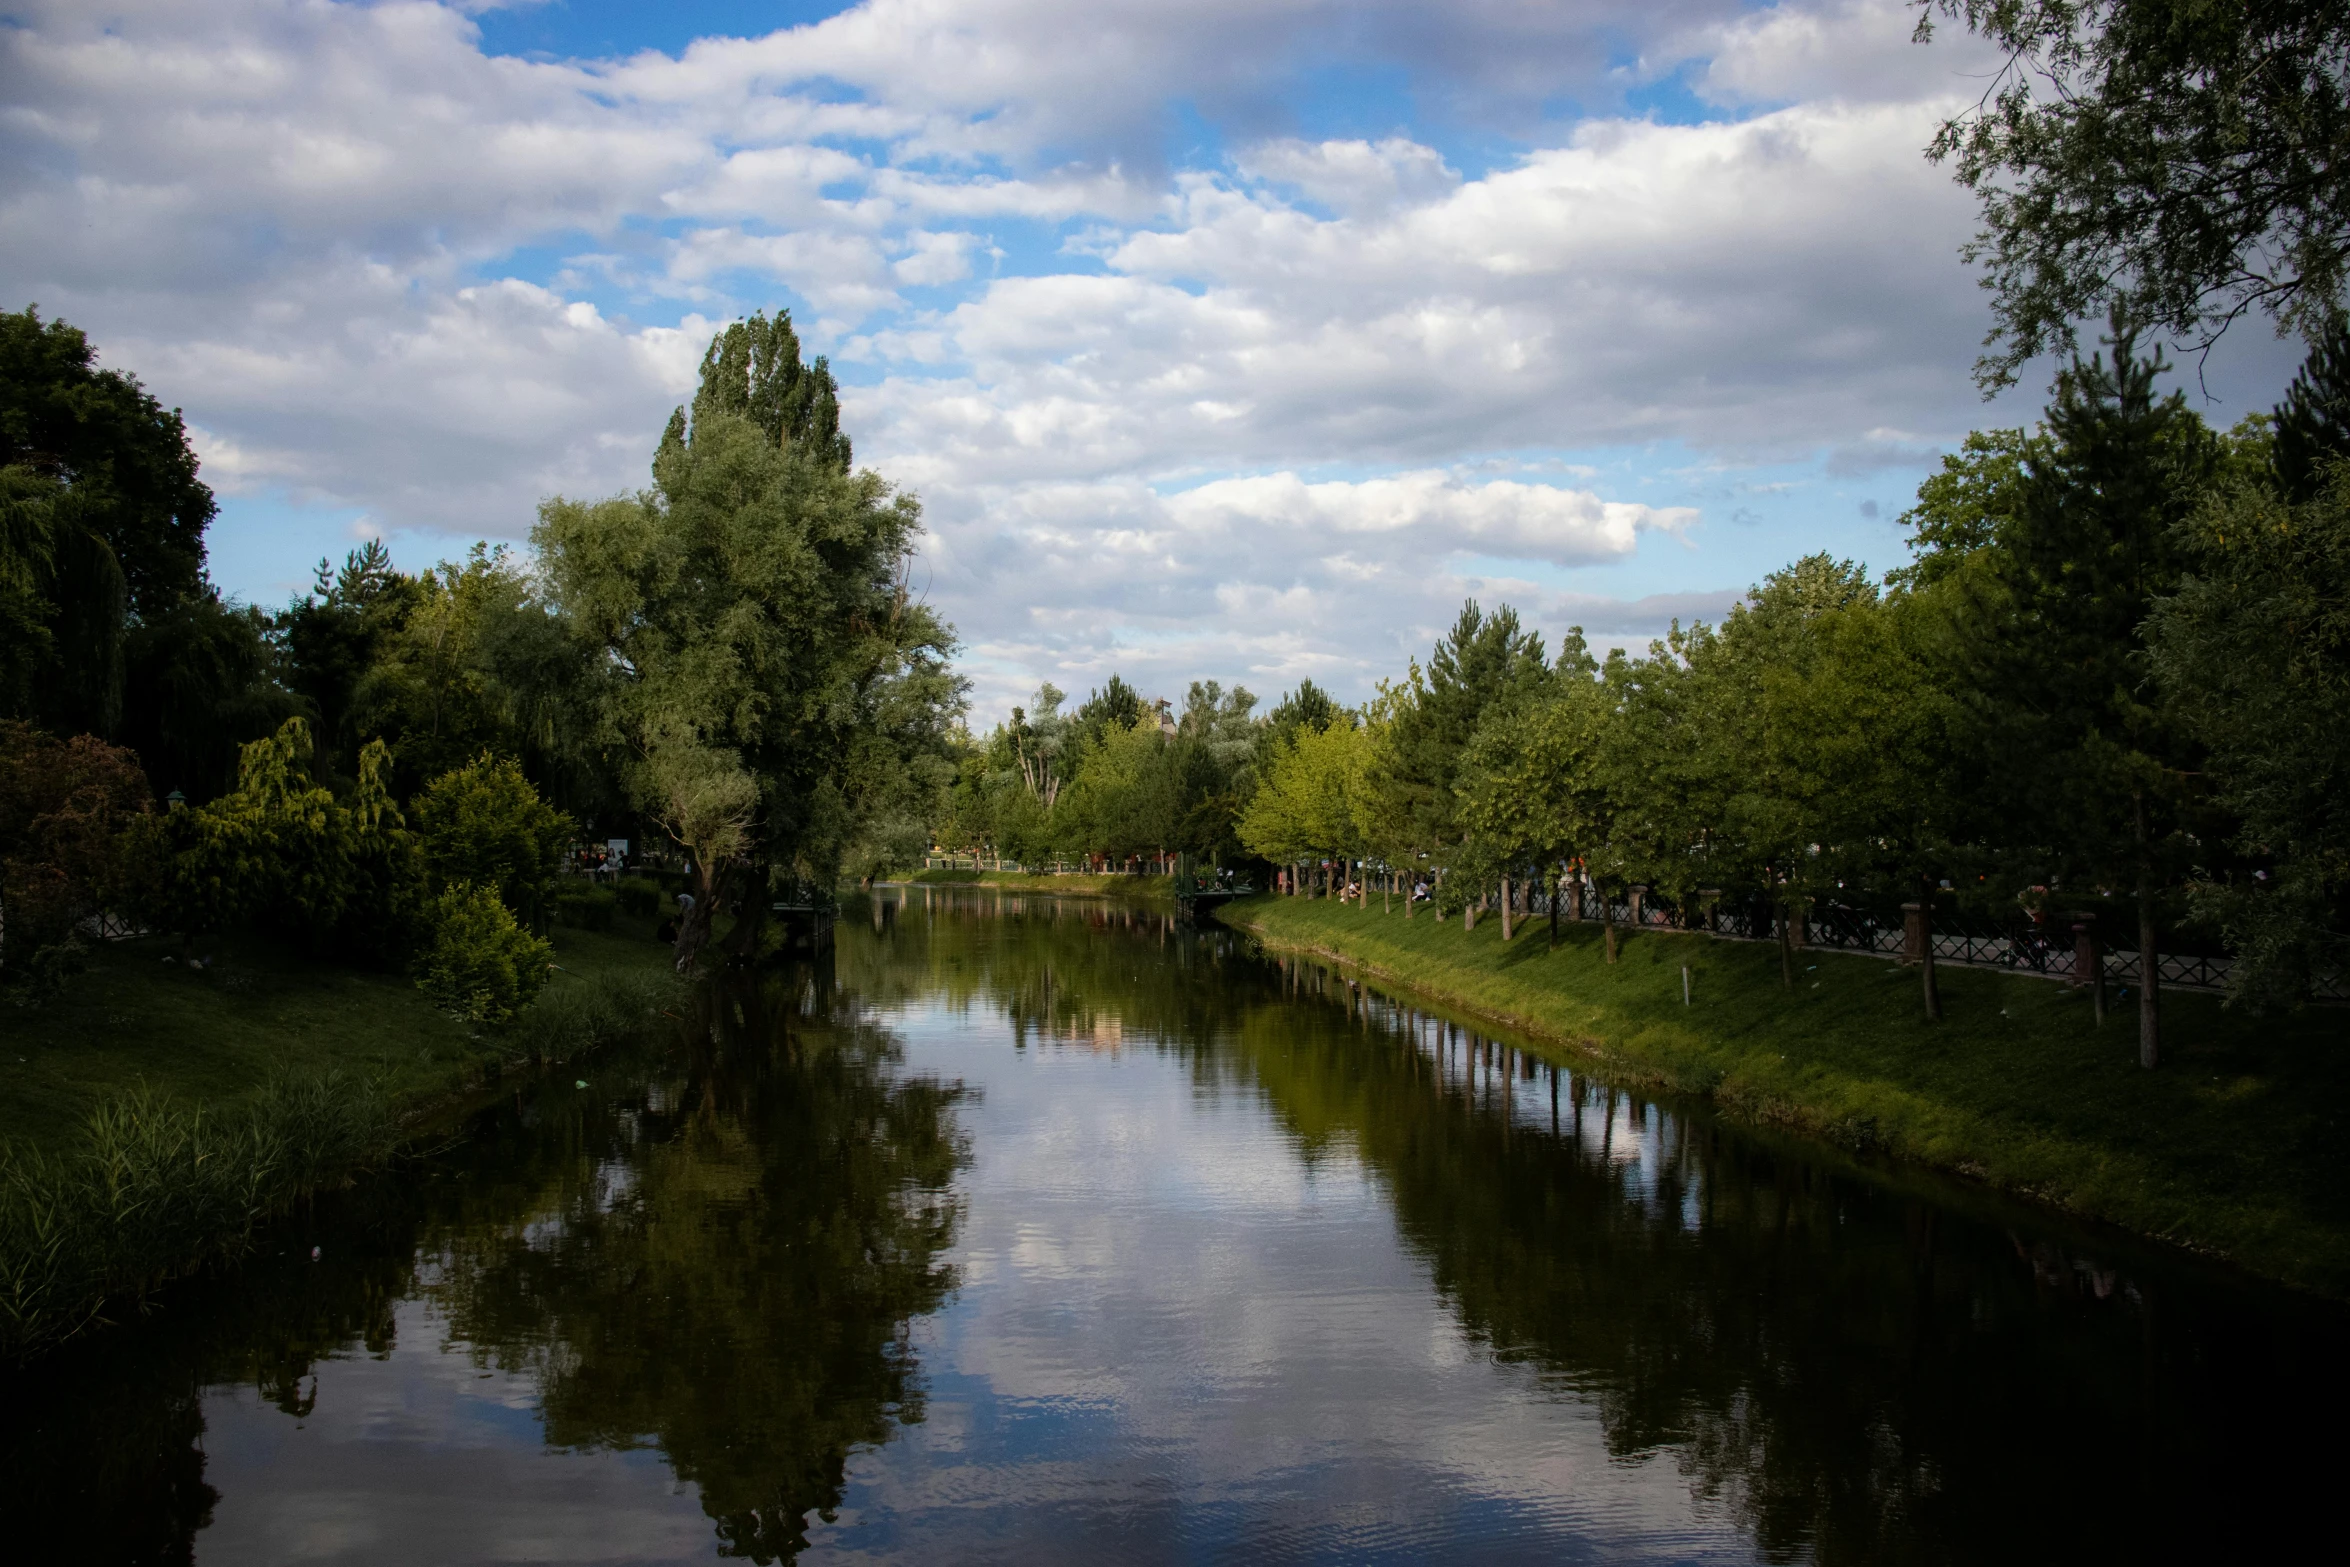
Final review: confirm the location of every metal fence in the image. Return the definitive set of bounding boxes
[1436,880,2346,1003]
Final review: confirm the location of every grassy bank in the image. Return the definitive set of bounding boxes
[1225,894,2350,1295]
[902,868,1174,901]
[0,923,683,1357]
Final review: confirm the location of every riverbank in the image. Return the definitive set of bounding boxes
[1223,895,2350,1296]
[1,925,683,1357]
[901,869,1175,901]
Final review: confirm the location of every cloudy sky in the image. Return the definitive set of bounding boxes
[1,0,2306,719]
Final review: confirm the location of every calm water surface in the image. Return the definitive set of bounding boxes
[7,890,2346,1563]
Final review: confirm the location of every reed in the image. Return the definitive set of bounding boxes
[0,954,683,1360]
[0,1072,397,1359]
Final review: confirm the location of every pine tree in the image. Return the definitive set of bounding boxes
[1991,319,2220,1066]
[2273,315,2350,503]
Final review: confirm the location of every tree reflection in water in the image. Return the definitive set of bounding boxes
[421,967,968,1561]
[1,960,968,1565]
[4,892,2345,1565]
[864,889,2348,1565]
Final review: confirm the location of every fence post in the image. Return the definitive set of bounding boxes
[1628,884,1646,925]
[1902,902,1926,964]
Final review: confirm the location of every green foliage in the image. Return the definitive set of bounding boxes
[1356,602,1548,869]
[0,1072,397,1359]
[1239,715,1365,866]
[345,543,611,811]
[1457,645,1609,902]
[152,717,355,945]
[1890,428,2034,590]
[1067,674,1146,766]
[1920,0,2350,387]
[275,540,420,783]
[551,882,618,932]
[0,307,212,617]
[413,880,553,1025]
[2274,314,2350,503]
[689,308,852,472]
[1056,715,1181,859]
[147,719,422,961]
[121,593,299,803]
[413,752,573,934]
[2149,462,2350,1005]
[536,323,962,966]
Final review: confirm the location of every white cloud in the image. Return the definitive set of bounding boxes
[1236,137,1460,219]
[1164,472,1690,567]
[10,0,2293,721]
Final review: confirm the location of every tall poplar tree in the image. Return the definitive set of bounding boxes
[537,314,960,971]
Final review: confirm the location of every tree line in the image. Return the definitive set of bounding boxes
[959,322,2349,1068]
[0,307,961,1006]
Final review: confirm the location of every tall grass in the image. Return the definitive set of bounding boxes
[0,965,684,1360]
[0,1072,397,1359]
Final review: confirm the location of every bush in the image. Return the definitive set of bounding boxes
[551,883,617,932]
[0,722,153,994]
[613,878,660,918]
[145,721,421,963]
[413,754,572,934]
[502,969,680,1065]
[413,881,552,1025]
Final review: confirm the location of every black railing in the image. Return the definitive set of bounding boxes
[1417,877,2346,1003]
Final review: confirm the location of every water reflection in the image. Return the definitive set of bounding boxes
[4,964,966,1564]
[3,890,2344,1564]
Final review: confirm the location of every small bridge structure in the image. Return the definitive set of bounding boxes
[1171,852,1252,921]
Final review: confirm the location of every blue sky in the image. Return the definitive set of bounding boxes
[1,0,2305,716]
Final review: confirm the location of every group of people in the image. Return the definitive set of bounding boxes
[572,843,624,883]
[1273,863,1434,903]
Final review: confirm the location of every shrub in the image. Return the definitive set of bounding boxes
[145,721,422,963]
[503,969,680,1065]
[413,881,552,1025]
[551,883,617,932]
[413,754,572,934]
[613,878,660,918]
[0,722,153,995]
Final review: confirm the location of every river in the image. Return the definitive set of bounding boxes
[6,888,2344,1563]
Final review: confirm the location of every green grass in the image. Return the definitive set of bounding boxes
[0,921,682,1357]
[1226,894,2350,1295]
[0,924,676,1152]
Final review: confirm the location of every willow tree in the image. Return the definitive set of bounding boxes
[536,314,960,971]
[1920,0,2350,389]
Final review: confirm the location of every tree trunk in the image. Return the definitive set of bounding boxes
[1919,886,1941,1021]
[1777,897,1795,991]
[718,859,770,963]
[1548,869,1560,949]
[1602,891,1617,963]
[2135,791,2161,1069]
[1500,876,1513,940]
[672,854,737,974]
